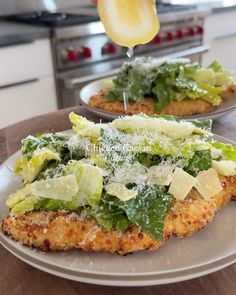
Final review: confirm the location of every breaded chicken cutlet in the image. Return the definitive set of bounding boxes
[89,91,215,117]
[3,175,236,255]
[88,85,236,117]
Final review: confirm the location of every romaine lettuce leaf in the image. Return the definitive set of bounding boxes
[69,112,101,138]
[188,119,212,132]
[107,58,154,102]
[22,133,71,162]
[123,186,174,240]
[14,148,61,183]
[65,160,103,207]
[35,198,79,212]
[6,185,31,208]
[88,206,129,231]
[184,150,212,176]
[134,153,161,167]
[212,142,236,162]
[197,82,223,106]
[100,185,174,240]
[208,61,223,72]
[10,197,39,215]
[208,61,234,87]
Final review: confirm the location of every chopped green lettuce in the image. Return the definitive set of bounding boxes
[111,116,207,139]
[88,205,130,231]
[65,161,103,207]
[14,148,61,183]
[207,61,234,87]
[196,82,223,106]
[30,175,78,201]
[10,197,39,215]
[135,153,161,167]
[184,150,212,176]
[107,58,234,112]
[6,185,31,209]
[96,185,174,240]
[107,58,153,102]
[188,119,212,132]
[69,112,101,138]
[123,186,174,240]
[212,142,236,162]
[35,198,79,212]
[8,162,102,214]
[22,133,71,163]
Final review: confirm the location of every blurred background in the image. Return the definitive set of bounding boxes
[0,0,235,127]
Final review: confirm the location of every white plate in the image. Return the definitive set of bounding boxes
[1,135,236,286]
[79,78,236,121]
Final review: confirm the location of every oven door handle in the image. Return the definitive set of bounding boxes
[64,69,119,90]
[64,44,210,90]
[164,44,210,59]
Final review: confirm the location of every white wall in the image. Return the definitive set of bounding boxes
[0,0,90,16]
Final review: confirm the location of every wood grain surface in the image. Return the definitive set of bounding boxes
[0,107,236,295]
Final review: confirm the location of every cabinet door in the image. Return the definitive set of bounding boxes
[203,35,236,76]
[0,77,57,128]
[0,39,53,87]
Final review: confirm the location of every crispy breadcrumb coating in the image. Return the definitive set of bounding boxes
[2,176,236,255]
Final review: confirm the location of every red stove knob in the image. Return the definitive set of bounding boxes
[188,27,195,36]
[176,30,184,39]
[82,47,92,58]
[102,42,117,55]
[67,49,78,62]
[166,32,174,41]
[153,35,162,44]
[197,26,204,34]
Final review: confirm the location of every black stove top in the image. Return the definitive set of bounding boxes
[6,12,99,27]
[5,3,196,28]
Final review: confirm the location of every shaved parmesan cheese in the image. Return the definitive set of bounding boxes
[212,160,236,176]
[168,168,197,200]
[111,116,206,139]
[105,183,138,201]
[30,175,78,201]
[194,168,222,200]
[103,79,114,90]
[147,163,175,186]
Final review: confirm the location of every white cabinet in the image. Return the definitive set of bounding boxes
[0,39,54,86]
[0,39,57,128]
[202,11,236,77]
[0,77,57,128]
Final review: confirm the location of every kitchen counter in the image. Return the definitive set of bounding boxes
[0,107,236,295]
[0,21,49,47]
